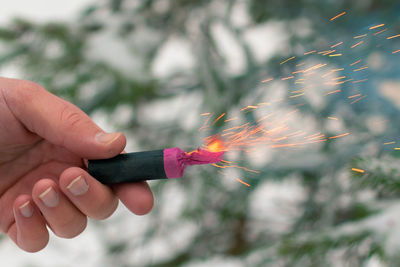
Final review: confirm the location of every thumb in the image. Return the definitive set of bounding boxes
[3,78,126,159]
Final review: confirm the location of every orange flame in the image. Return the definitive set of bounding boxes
[205,135,226,152]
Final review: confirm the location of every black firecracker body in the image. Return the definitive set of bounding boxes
[88,150,167,184]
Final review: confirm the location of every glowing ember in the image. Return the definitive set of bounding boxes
[350,95,366,104]
[204,135,226,153]
[329,133,350,139]
[280,56,296,65]
[354,34,368,39]
[261,78,274,83]
[330,11,346,21]
[350,59,361,66]
[387,34,400,40]
[373,28,387,36]
[237,178,250,187]
[383,142,395,145]
[369,24,385,30]
[351,41,364,48]
[331,42,343,48]
[212,113,226,125]
[352,168,365,173]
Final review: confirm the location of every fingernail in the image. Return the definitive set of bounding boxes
[39,187,59,208]
[95,132,120,144]
[19,201,34,218]
[67,176,89,196]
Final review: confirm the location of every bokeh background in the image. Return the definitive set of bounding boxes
[0,0,400,266]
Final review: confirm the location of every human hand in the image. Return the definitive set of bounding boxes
[0,77,153,252]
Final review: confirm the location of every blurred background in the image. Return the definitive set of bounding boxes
[0,0,399,266]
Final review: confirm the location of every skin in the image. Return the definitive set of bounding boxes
[0,77,154,252]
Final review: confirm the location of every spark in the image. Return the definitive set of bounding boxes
[387,34,400,40]
[303,63,326,72]
[348,94,361,99]
[331,42,343,48]
[320,50,336,56]
[280,56,296,65]
[352,168,365,173]
[257,113,274,123]
[373,28,387,36]
[305,132,322,139]
[292,70,304,74]
[350,59,361,66]
[325,79,353,85]
[353,66,368,72]
[291,89,305,94]
[240,105,258,111]
[322,68,344,78]
[270,143,298,148]
[290,93,305,98]
[212,163,260,174]
[307,134,326,141]
[258,102,270,106]
[369,24,385,30]
[212,113,226,125]
[304,50,316,55]
[200,112,211,116]
[261,78,274,83]
[282,76,295,81]
[325,89,341,95]
[329,53,343,57]
[199,113,213,131]
[354,34,368,39]
[351,41,364,48]
[352,79,368,84]
[350,95,366,104]
[329,132,350,139]
[291,103,306,108]
[224,117,238,123]
[330,11,346,21]
[328,117,338,120]
[332,68,344,72]
[393,50,400,54]
[384,141,395,145]
[217,170,225,175]
[237,178,250,187]
[394,147,400,150]
[296,62,306,67]
[333,76,346,81]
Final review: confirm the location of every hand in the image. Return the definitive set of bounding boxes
[0,77,153,252]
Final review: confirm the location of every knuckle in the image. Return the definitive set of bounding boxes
[60,105,83,128]
[91,197,118,220]
[53,215,87,239]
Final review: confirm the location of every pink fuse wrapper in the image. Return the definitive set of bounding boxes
[163,147,225,178]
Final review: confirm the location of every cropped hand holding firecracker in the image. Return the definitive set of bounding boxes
[0,78,154,253]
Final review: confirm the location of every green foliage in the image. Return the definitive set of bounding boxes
[279,230,377,263]
[351,156,400,195]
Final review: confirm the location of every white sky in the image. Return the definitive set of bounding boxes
[0,0,91,23]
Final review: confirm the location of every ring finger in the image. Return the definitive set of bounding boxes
[32,179,87,238]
